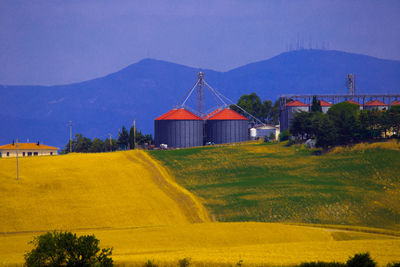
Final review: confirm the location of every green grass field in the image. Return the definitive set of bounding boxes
[149,140,400,230]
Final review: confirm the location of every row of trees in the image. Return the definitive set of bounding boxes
[61,126,153,153]
[231,93,280,125]
[289,97,400,148]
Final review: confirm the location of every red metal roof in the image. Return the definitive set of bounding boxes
[391,100,400,106]
[344,100,361,106]
[203,108,222,120]
[365,100,387,106]
[319,100,333,107]
[205,108,248,120]
[155,108,203,120]
[286,100,308,107]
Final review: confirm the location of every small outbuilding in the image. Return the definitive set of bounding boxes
[0,142,58,158]
[250,125,280,141]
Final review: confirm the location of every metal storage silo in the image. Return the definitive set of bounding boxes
[205,108,248,144]
[154,108,203,148]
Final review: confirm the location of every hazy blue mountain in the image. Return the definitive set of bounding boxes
[1,49,399,148]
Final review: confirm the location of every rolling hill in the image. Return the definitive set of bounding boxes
[0,150,209,233]
[150,140,400,231]
[1,49,400,148]
[1,145,400,266]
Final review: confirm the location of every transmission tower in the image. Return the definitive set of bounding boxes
[347,74,355,95]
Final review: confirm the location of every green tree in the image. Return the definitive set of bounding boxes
[231,93,264,122]
[327,102,360,145]
[290,111,314,140]
[24,231,113,267]
[310,96,322,113]
[346,252,376,267]
[387,106,400,137]
[314,113,337,149]
[104,138,117,152]
[89,138,105,153]
[117,126,129,150]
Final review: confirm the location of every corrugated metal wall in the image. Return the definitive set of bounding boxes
[205,120,248,144]
[155,120,204,148]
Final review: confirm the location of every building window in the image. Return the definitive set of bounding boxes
[23,152,26,156]
[50,152,53,155]
[28,152,32,156]
[0,152,2,157]
[7,152,9,157]
[34,152,38,156]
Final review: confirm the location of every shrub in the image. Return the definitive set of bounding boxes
[279,129,291,141]
[143,260,158,267]
[178,257,191,267]
[347,252,376,267]
[24,231,113,267]
[387,263,400,267]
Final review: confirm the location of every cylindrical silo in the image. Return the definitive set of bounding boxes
[154,108,203,148]
[205,108,248,144]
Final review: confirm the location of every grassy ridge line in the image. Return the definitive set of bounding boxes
[135,151,210,223]
[149,140,400,230]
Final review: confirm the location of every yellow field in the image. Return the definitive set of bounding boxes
[1,150,400,266]
[1,223,400,266]
[0,151,209,233]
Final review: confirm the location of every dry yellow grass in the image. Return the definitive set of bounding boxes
[0,150,209,233]
[330,139,400,154]
[1,222,400,266]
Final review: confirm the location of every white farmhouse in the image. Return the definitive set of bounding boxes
[0,142,58,158]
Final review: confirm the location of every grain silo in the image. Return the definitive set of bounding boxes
[154,108,203,148]
[205,108,248,144]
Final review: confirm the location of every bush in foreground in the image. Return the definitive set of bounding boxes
[24,231,113,267]
[297,252,376,267]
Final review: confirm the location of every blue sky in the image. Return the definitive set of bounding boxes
[0,0,399,85]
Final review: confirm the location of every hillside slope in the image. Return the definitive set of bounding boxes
[0,151,209,233]
[150,141,400,230]
[1,50,399,147]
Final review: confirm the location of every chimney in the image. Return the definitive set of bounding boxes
[37,141,40,146]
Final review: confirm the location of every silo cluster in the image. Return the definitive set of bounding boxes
[154,107,249,148]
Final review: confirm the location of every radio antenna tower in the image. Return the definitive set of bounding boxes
[197,72,205,116]
[347,74,355,96]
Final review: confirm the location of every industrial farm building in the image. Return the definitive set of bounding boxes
[154,73,250,149]
[279,94,400,131]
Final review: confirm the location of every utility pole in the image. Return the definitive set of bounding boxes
[133,119,136,149]
[68,121,73,153]
[196,72,205,116]
[108,133,112,151]
[16,139,19,181]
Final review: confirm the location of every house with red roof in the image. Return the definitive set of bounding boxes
[364,100,388,111]
[0,142,58,158]
[390,100,400,106]
[280,100,309,131]
[319,100,333,113]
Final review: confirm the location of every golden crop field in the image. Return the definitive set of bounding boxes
[0,150,210,233]
[1,223,400,266]
[1,147,400,266]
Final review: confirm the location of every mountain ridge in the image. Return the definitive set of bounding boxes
[1,49,399,148]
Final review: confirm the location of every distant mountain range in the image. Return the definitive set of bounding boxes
[1,49,400,148]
